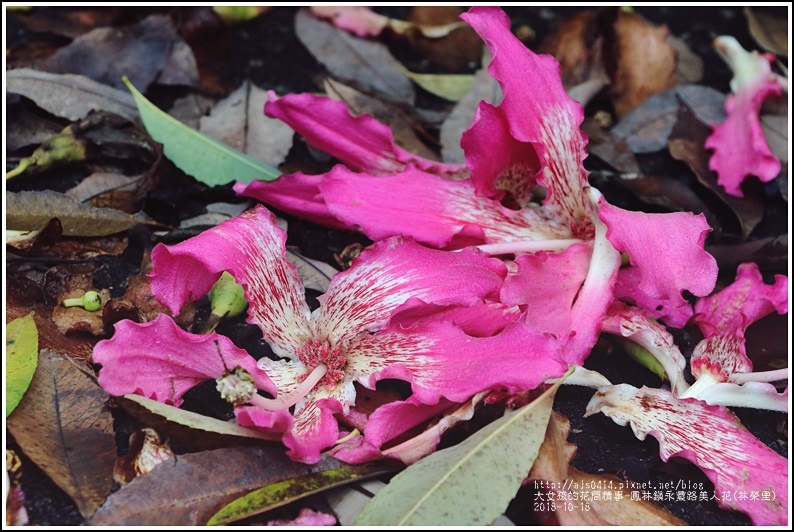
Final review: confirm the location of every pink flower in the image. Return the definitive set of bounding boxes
[705,36,783,197]
[236,7,717,345]
[96,204,566,464]
[680,262,788,411]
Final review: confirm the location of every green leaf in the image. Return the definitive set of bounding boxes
[118,394,281,442]
[207,466,386,526]
[354,368,573,526]
[5,312,39,417]
[404,71,474,102]
[122,77,280,186]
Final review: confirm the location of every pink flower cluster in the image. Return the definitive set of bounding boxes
[92,7,788,525]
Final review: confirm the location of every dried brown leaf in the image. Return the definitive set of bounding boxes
[294,8,415,105]
[199,80,294,167]
[6,349,117,519]
[36,14,197,91]
[6,190,160,237]
[706,235,788,272]
[6,68,139,122]
[610,11,678,118]
[560,468,688,526]
[90,447,345,526]
[744,7,788,57]
[539,10,607,91]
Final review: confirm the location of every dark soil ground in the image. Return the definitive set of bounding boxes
[4,5,789,527]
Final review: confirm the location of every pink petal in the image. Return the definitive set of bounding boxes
[379,393,485,465]
[150,205,312,359]
[93,314,277,405]
[233,172,347,230]
[233,405,294,434]
[602,301,688,396]
[326,434,384,465]
[705,36,782,198]
[389,300,525,337]
[691,335,753,381]
[321,165,570,249]
[461,7,592,236]
[310,6,389,37]
[264,92,463,176]
[283,395,345,464]
[362,395,455,450]
[691,263,787,380]
[587,384,788,526]
[598,197,718,319]
[461,102,541,206]
[345,320,567,405]
[693,262,788,339]
[613,266,695,328]
[501,243,591,341]
[314,236,508,344]
[267,507,337,526]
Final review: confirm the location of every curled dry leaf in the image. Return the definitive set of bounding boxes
[539,9,683,116]
[113,428,175,485]
[6,349,117,519]
[5,218,64,252]
[403,6,483,71]
[90,447,346,526]
[295,8,415,105]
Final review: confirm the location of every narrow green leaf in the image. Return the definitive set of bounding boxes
[354,368,573,526]
[5,312,39,417]
[207,466,386,526]
[122,77,281,186]
[118,394,282,442]
[404,70,474,102]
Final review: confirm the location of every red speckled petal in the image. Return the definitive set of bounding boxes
[587,384,788,526]
[150,204,312,358]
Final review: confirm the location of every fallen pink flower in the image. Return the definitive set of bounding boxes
[586,384,788,526]
[704,36,783,197]
[142,204,565,463]
[682,262,788,410]
[236,7,718,364]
